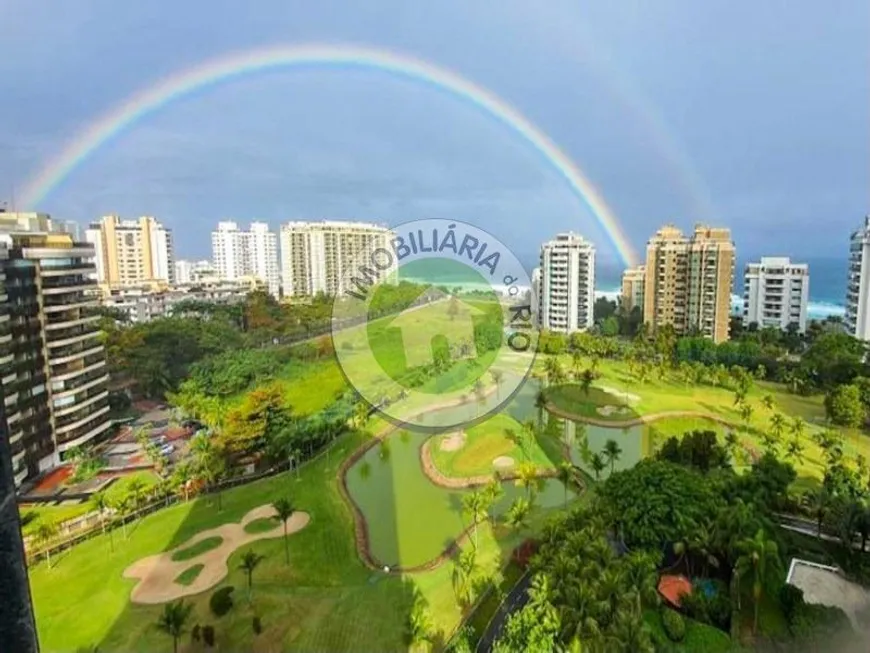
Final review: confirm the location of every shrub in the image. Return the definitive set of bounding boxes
[252,616,262,635]
[662,609,686,642]
[191,624,201,642]
[209,586,234,617]
[202,625,215,647]
[682,583,730,631]
[780,583,806,625]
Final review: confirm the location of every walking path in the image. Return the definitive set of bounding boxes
[476,571,532,653]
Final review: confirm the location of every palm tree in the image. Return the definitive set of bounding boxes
[155,600,193,653]
[790,416,806,443]
[785,438,805,464]
[515,461,540,503]
[590,453,606,481]
[579,369,595,397]
[534,390,548,428]
[272,497,296,564]
[623,551,660,615]
[239,550,265,599]
[89,490,113,552]
[452,548,476,605]
[603,439,622,474]
[35,520,58,569]
[724,430,740,462]
[126,477,147,512]
[490,369,504,399]
[770,413,787,442]
[738,401,753,426]
[735,529,782,634]
[353,401,370,429]
[571,349,583,378]
[761,394,775,411]
[521,419,538,458]
[461,489,488,549]
[505,497,531,532]
[556,463,573,508]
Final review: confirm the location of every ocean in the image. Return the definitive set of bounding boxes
[403,255,850,321]
[594,256,848,320]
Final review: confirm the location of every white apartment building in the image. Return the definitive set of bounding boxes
[85,215,174,288]
[211,221,280,297]
[279,220,391,297]
[174,259,218,285]
[536,233,596,333]
[101,279,259,323]
[846,216,870,340]
[742,257,809,332]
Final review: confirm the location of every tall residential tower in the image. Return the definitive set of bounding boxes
[846,216,870,340]
[642,224,735,343]
[211,221,279,297]
[743,257,809,332]
[85,215,174,289]
[535,232,595,333]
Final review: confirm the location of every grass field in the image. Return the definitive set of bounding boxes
[429,413,555,478]
[546,384,639,422]
[536,355,870,486]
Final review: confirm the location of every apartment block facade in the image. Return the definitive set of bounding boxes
[642,224,735,343]
[101,279,259,323]
[211,221,280,297]
[620,265,645,312]
[0,211,110,487]
[174,259,217,285]
[742,257,809,332]
[846,216,870,340]
[279,220,392,297]
[535,233,596,333]
[85,215,174,289]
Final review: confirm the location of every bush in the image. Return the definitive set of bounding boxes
[209,586,234,617]
[662,609,686,642]
[202,625,215,647]
[252,616,262,635]
[681,583,731,631]
[779,583,805,625]
[191,624,201,642]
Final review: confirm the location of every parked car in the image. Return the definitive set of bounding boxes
[151,435,167,446]
[159,444,175,456]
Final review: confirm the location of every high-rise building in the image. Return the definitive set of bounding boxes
[535,232,595,333]
[642,224,735,343]
[0,211,111,486]
[846,216,870,340]
[620,265,645,312]
[211,221,280,297]
[279,220,392,297]
[84,215,174,289]
[742,257,809,332]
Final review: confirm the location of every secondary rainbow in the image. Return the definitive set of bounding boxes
[20,43,640,267]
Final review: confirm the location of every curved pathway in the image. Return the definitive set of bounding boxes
[545,402,739,429]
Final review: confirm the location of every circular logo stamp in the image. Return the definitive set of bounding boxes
[331,219,537,432]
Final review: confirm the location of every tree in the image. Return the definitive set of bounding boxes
[761,394,775,411]
[89,490,113,552]
[790,416,806,443]
[556,463,573,508]
[35,520,58,568]
[506,497,531,532]
[534,390,548,428]
[155,600,193,653]
[579,369,595,397]
[724,430,740,462]
[590,453,606,481]
[462,489,488,549]
[239,550,265,599]
[735,529,783,634]
[623,550,660,615]
[603,439,622,474]
[515,461,541,503]
[738,401,754,426]
[452,547,477,605]
[490,369,504,400]
[272,497,296,565]
[406,591,433,648]
[824,384,865,427]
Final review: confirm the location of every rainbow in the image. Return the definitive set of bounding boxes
[20,43,640,267]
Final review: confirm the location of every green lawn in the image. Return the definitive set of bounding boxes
[538,356,870,484]
[429,413,555,478]
[170,535,223,562]
[19,502,92,537]
[546,383,639,422]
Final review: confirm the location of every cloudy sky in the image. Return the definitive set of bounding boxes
[1,1,867,276]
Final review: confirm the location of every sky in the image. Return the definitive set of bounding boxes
[0,1,867,279]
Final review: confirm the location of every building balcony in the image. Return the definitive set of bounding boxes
[42,281,96,296]
[55,397,110,432]
[40,264,96,277]
[52,368,109,398]
[48,343,104,367]
[55,408,112,453]
[44,314,101,331]
[45,329,101,350]
[43,298,99,313]
[54,388,109,422]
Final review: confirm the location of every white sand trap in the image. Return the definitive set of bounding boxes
[124,505,310,604]
[598,386,641,404]
[440,431,467,452]
[493,456,515,469]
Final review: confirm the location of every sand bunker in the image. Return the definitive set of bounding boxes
[597,405,631,417]
[439,431,467,452]
[492,456,515,469]
[598,386,641,404]
[124,505,310,604]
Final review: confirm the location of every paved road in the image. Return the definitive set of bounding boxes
[476,571,532,653]
[775,513,868,552]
